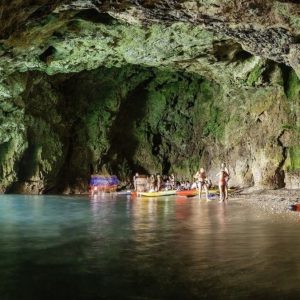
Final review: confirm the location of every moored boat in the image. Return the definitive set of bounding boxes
[89,174,119,195]
[139,190,177,197]
[117,190,132,195]
[176,188,221,197]
[289,204,300,211]
[176,189,198,197]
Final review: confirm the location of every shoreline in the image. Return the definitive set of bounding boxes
[229,188,300,215]
[3,188,300,216]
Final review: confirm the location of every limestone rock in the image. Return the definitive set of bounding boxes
[0,1,300,192]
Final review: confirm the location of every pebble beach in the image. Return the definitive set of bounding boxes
[230,188,300,216]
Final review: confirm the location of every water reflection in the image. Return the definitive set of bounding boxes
[1,195,300,299]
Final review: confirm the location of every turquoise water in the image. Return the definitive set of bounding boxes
[1,194,300,300]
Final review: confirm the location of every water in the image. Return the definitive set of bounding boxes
[1,194,300,300]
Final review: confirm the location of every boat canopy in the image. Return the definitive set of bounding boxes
[90,175,119,187]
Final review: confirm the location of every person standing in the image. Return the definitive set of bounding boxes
[194,168,209,200]
[221,162,230,200]
[133,173,139,191]
[169,173,175,189]
[156,174,162,191]
[217,163,230,202]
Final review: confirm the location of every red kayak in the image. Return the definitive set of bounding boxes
[289,204,300,211]
[176,189,198,197]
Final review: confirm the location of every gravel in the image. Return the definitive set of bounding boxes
[229,188,300,215]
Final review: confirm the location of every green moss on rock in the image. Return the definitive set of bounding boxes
[0,62,299,192]
[246,63,264,86]
[286,69,300,100]
[286,146,300,172]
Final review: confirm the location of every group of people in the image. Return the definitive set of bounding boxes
[193,163,230,202]
[133,173,176,192]
[133,163,230,202]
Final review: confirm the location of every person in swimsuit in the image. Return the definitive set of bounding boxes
[221,163,230,200]
[156,174,162,191]
[133,173,139,191]
[169,173,175,189]
[217,165,229,202]
[194,168,209,200]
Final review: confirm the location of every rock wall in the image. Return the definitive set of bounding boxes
[1,1,300,193]
[0,63,300,193]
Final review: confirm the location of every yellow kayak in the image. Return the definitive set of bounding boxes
[208,188,219,194]
[139,190,177,197]
[139,188,233,198]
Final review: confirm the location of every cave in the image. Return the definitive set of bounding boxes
[1,0,300,193]
[3,2,300,300]
[4,66,224,193]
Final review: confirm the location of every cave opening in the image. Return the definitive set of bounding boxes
[3,59,295,194]
[5,65,225,193]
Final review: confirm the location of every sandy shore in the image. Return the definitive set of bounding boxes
[228,188,300,215]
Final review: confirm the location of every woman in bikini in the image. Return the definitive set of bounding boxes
[221,163,230,200]
[217,166,229,202]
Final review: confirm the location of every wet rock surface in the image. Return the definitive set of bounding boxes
[0,1,300,193]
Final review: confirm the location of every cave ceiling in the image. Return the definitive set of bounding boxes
[1,0,300,87]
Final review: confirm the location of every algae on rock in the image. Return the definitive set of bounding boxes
[1,1,300,192]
